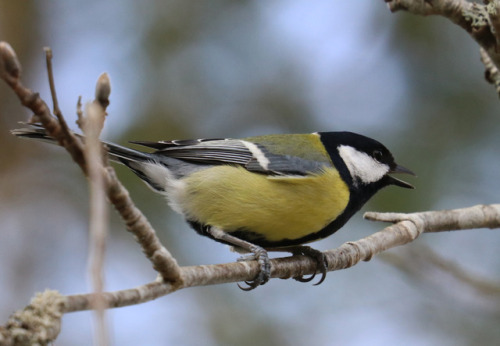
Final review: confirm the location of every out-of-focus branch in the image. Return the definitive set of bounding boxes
[480,47,500,95]
[380,244,500,312]
[0,291,64,346]
[83,76,111,346]
[383,0,500,97]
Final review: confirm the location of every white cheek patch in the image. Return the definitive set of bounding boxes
[338,145,389,185]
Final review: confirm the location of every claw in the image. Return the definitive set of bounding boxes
[206,227,272,291]
[293,272,316,283]
[237,245,271,291]
[289,246,328,286]
[237,281,258,291]
[313,266,327,286]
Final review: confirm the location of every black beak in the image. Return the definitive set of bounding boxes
[387,164,415,189]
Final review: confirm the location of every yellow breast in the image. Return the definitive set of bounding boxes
[177,165,349,242]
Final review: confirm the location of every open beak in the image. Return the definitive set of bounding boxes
[387,164,415,189]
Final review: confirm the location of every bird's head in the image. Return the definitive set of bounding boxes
[320,131,415,190]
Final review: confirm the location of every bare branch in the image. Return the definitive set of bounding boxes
[56,203,500,312]
[1,44,87,169]
[365,204,500,232]
[0,41,182,286]
[383,0,500,97]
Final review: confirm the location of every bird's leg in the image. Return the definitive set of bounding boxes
[207,227,271,291]
[272,245,328,285]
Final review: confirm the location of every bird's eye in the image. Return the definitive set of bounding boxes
[373,150,383,161]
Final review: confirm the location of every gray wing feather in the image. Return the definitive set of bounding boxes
[152,139,253,165]
[13,126,328,176]
[147,139,328,176]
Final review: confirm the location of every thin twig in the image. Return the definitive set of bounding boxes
[44,47,72,139]
[76,95,84,129]
[0,42,87,169]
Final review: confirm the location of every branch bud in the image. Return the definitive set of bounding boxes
[95,72,111,110]
[0,41,21,80]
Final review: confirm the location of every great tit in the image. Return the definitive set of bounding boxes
[13,126,414,290]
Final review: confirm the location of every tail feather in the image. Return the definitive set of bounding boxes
[12,125,176,193]
[104,141,153,163]
[11,126,154,164]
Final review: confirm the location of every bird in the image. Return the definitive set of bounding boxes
[12,125,414,290]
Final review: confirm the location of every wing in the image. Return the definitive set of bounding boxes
[132,137,331,176]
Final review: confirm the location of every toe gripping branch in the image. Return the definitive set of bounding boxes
[207,227,271,291]
[287,246,328,286]
[237,244,271,291]
[208,227,329,290]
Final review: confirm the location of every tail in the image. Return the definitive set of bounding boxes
[13,125,189,193]
[11,125,154,164]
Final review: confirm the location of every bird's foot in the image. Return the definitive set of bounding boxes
[237,245,271,291]
[289,246,328,286]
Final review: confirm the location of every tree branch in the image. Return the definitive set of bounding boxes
[365,203,500,232]
[57,203,500,313]
[383,0,500,97]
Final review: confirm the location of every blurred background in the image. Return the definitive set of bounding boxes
[1,1,500,345]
